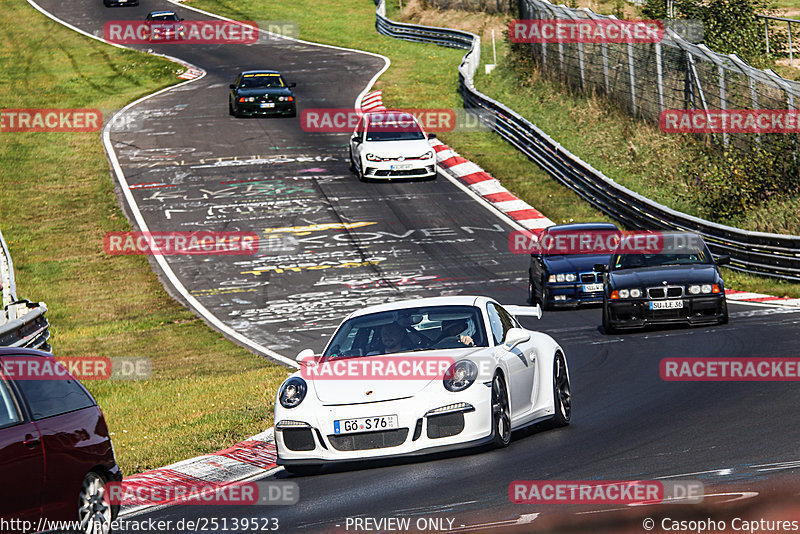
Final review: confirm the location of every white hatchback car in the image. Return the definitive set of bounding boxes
[349,111,438,181]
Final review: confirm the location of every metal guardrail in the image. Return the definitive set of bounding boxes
[374,0,800,282]
[0,228,51,351]
[759,14,799,66]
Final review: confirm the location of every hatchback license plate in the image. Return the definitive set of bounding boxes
[650,300,684,310]
[390,164,412,170]
[334,415,398,434]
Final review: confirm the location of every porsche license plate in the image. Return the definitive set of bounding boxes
[583,283,603,292]
[650,300,684,310]
[334,415,398,434]
[260,103,275,108]
[390,164,412,170]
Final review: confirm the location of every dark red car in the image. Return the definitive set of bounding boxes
[0,348,122,533]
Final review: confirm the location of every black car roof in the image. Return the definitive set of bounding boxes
[0,347,53,358]
[240,70,282,76]
[545,222,619,232]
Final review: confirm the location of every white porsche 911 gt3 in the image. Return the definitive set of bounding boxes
[274,296,571,475]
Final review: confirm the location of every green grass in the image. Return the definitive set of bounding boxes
[0,0,286,475]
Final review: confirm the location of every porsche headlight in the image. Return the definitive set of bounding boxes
[279,377,307,409]
[443,360,478,392]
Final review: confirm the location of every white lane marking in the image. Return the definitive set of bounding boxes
[450,513,540,532]
[655,468,733,479]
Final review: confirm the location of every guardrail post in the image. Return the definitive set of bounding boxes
[656,42,664,113]
[628,42,637,115]
[765,17,770,55]
[718,64,729,148]
[789,21,794,67]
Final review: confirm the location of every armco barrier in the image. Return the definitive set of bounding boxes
[0,228,51,350]
[374,0,800,282]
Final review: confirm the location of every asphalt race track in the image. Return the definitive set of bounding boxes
[31,0,800,530]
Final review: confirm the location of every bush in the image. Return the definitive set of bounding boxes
[682,136,800,222]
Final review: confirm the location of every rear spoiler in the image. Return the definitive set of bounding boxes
[503,304,542,320]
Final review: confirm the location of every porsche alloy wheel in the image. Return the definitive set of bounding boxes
[551,352,571,427]
[78,472,112,534]
[491,374,511,447]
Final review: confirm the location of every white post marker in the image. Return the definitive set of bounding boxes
[485,29,497,74]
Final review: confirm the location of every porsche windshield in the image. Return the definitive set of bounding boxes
[323,305,487,358]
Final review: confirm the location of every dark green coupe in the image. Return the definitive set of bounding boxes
[228,70,296,118]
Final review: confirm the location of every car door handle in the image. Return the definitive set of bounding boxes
[23,434,40,448]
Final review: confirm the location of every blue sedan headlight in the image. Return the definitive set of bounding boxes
[279,377,307,408]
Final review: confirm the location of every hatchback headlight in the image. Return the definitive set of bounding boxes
[365,153,383,162]
[443,360,478,392]
[279,377,307,409]
[420,150,434,159]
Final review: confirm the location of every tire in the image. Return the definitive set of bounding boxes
[228,100,234,116]
[490,373,511,448]
[283,464,322,476]
[539,277,550,310]
[348,147,356,172]
[78,471,113,534]
[528,277,537,306]
[719,298,729,325]
[602,304,616,334]
[551,352,571,427]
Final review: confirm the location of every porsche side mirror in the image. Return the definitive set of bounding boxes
[296,348,315,362]
[715,254,730,266]
[594,263,608,272]
[504,328,531,351]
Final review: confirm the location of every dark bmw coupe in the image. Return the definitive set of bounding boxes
[595,232,729,333]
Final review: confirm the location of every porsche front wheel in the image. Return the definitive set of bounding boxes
[490,373,511,447]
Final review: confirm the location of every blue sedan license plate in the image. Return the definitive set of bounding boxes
[334,415,398,434]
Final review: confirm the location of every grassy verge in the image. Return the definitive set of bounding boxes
[0,0,287,474]
[189,0,800,298]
